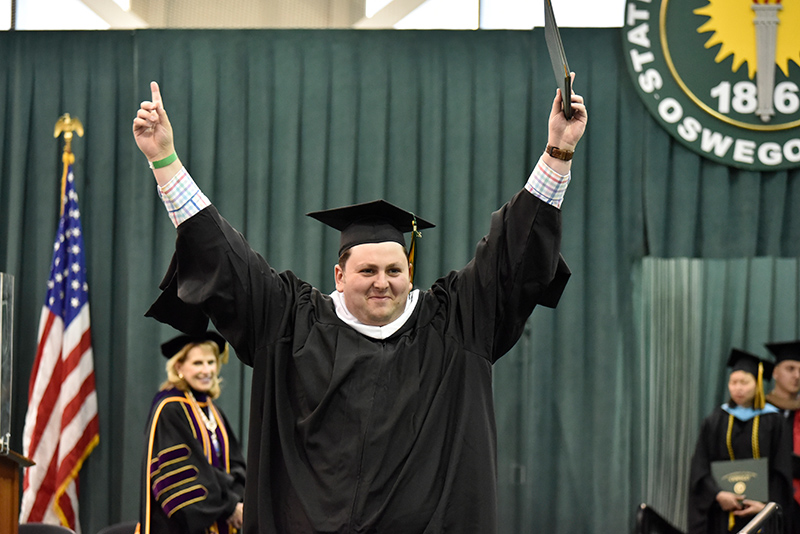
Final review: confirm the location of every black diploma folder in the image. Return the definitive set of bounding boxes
[544,0,571,119]
[711,458,769,502]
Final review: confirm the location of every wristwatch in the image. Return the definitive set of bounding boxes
[545,145,574,161]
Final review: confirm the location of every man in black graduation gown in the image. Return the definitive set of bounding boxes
[765,340,800,532]
[132,79,587,533]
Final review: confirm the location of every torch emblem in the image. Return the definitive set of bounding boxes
[752,0,782,121]
[694,0,798,124]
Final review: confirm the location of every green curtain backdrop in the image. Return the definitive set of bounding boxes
[1,28,798,533]
[635,257,800,531]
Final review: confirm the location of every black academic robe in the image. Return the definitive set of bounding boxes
[140,388,246,534]
[147,188,567,534]
[781,409,800,532]
[687,406,793,534]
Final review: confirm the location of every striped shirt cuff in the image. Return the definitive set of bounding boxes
[157,167,211,227]
[524,157,571,209]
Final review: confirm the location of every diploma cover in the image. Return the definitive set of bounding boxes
[711,458,769,502]
[544,0,571,119]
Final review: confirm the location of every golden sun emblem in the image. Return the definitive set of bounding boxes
[694,0,800,121]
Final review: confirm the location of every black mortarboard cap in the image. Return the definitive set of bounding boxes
[765,340,800,364]
[306,199,435,258]
[727,348,774,381]
[161,330,227,359]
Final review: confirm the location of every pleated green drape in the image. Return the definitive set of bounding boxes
[636,257,800,531]
[1,28,798,533]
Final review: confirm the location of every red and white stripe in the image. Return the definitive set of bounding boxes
[20,303,99,531]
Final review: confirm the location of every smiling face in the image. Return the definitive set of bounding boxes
[728,370,757,408]
[334,241,413,326]
[175,345,218,394]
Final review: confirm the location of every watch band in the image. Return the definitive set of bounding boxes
[545,145,574,161]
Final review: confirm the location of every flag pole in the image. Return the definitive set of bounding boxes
[21,113,98,531]
[53,113,84,215]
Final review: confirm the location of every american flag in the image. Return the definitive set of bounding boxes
[20,162,99,532]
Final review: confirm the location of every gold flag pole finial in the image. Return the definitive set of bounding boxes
[54,113,84,215]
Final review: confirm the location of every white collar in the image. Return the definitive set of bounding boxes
[329,289,419,340]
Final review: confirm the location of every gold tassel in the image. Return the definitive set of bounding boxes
[752,415,760,459]
[754,362,765,410]
[728,512,735,531]
[407,215,421,286]
[726,414,735,460]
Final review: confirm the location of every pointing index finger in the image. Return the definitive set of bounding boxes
[150,81,163,110]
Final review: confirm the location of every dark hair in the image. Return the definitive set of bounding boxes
[338,249,352,271]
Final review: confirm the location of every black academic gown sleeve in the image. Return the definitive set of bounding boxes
[688,407,793,534]
[146,205,296,366]
[784,411,800,532]
[447,188,565,361]
[146,188,565,534]
[140,392,246,534]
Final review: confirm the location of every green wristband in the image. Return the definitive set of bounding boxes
[149,152,177,169]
